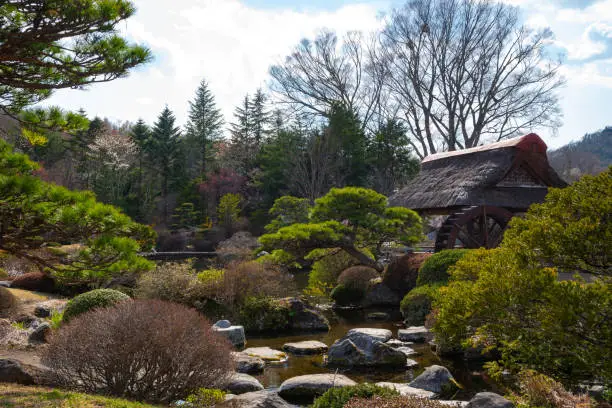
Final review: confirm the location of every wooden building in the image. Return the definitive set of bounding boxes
[389,133,567,251]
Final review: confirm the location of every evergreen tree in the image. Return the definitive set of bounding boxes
[249,89,272,145]
[230,95,251,143]
[326,103,367,187]
[228,95,254,175]
[185,79,224,177]
[149,106,182,223]
[130,119,152,220]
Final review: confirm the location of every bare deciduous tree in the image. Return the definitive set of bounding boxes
[380,0,564,158]
[269,30,384,132]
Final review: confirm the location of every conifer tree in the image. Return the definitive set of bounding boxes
[149,106,182,223]
[249,89,272,145]
[185,79,224,177]
[228,95,254,175]
[130,119,152,220]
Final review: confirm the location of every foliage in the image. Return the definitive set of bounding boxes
[10,272,55,292]
[344,395,452,408]
[11,321,28,330]
[264,195,311,233]
[383,253,431,296]
[136,262,208,306]
[0,139,155,284]
[63,289,130,322]
[311,383,400,408]
[337,266,379,291]
[330,284,366,306]
[259,187,422,271]
[238,296,290,332]
[185,388,227,407]
[0,0,151,113]
[217,193,243,231]
[0,287,16,316]
[42,300,233,403]
[417,249,469,286]
[509,370,593,408]
[304,249,362,299]
[400,283,443,326]
[0,383,159,408]
[432,171,612,385]
[49,310,64,330]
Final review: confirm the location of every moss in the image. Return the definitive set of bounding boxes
[63,289,130,322]
[400,283,443,325]
[417,249,469,286]
[238,296,290,332]
[330,284,365,306]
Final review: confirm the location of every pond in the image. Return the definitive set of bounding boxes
[245,307,495,400]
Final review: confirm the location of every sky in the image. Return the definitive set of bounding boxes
[44,0,612,149]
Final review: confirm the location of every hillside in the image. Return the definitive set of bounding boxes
[549,127,612,182]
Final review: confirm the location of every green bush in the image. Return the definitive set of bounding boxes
[63,289,130,322]
[304,249,364,299]
[185,388,227,407]
[330,284,366,306]
[238,296,290,332]
[417,249,468,286]
[337,266,379,291]
[312,383,399,408]
[400,283,443,325]
[0,268,7,279]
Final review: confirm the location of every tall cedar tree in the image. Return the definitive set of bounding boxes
[326,103,367,187]
[249,89,272,145]
[229,95,253,175]
[150,107,182,223]
[130,119,151,220]
[185,79,224,177]
[0,1,151,113]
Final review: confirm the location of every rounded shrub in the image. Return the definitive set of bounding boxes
[312,383,399,408]
[383,253,432,296]
[0,287,16,317]
[42,300,233,403]
[400,283,443,326]
[63,289,130,322]
[417,249,469,286]
[330,284,366,306]
[238,296,290,332]
[305,250,360,298]
[337,266,379,291]
[10,272,55,292]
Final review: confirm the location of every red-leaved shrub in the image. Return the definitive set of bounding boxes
[337,266,379,291]
[383,253,432,296]
[344,395,450,408]
[10,272,55,292]
[42,300,232,403]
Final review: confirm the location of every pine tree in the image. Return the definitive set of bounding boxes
[185,79,224,177]
[228,95,254,175]
[130,119,151,220]
[326,103,367,187]
[249,89,272,145]
[149,106,182,223]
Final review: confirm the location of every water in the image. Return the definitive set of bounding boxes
[245,307,494,400]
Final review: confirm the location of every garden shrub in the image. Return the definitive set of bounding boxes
[304,249,362,299]
[136,262,207,306]
[42,300,233,403]
[344,395,450,408]
[312,383,399,408]
[238,296,290,332]
[400,283,443,326]
[509,370,593,408]
[63,289,130,322]
[337,266,379,291]
[0,287,15,317]
[383,252,431,296]
[0,268,7,279]
[330,284,366,306]
[10,272,55,292]
[185,388,227,407]
[417,249,468,286]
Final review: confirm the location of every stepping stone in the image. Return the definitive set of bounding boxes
[466,392,515,408]
[279,373,356,403]
[283,340,328,355]
[232,352,265,374]
[406,358,419,369]
[397,346,418,357]
[224,373,264,394]
[242,347,288,363]
[398,326,430,342]
[347,328,392,343]
[376,382,436,399]
[409,365,457,394]
[385,339,414,348]
[367,312,389,321]
[217,390,293,407]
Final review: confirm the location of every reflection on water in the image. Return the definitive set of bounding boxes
[245,307,493,400]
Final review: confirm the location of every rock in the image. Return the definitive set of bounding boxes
[362,281,401,307]
[242,347,287,363]
[278,373,356,403]
[347,328,392,343]
[213,324,246,348]
[439,401,469,407]
[232,352,265,374]
[327,339,365,366]
[33,306,51,318]
[13,314,37,327]
[283,298,329,332]
[327,334,407,368]
[398,326,430,343]
[409,365,456,394]
[28,323,51,343]
[217,390,293,408]
[366,312,389,321]
[397,346,418,357]
[224,373,264,394]
[385,339,414,348]
[0,281,11,288]
[0,359,35,384]
[214,319,232,329]
[376,382,435,399]
[466,392,515,408]
[283,340,328,355]
[406,359,419,368]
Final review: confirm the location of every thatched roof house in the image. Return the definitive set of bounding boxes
[389,134,567,214]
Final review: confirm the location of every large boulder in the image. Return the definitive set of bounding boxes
[28,322,51,343]
[224,373,264,394]
[242,347,288,363]
[232,352,265,374]
[347,328,392,343]
[278,373,356,403]
[409,365,457,394]
[283,340,328,355]
[398,326,430,343]
[213,320,246,348]
[376,382,435,399]
[0,358,51,385]
[466,392,515,408]
[283,298,329,332]
[327,329,407,367]
[362,280,401,307]
[217,390,293,408]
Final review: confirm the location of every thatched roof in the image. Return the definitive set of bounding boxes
[389,134,567,213]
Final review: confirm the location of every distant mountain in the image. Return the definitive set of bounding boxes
[549,127,611,183]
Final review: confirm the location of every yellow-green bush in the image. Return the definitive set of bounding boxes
[416,249,468,286]
[304,249,365,299]
[400,283,443,326]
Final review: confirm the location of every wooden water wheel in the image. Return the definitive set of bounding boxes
[434,206,514,251]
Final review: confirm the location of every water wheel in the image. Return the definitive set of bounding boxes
[434,206,514,251]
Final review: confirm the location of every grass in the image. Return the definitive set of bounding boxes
[48,310,63,330]
[0,383,161,408]
[10,321,27,330]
